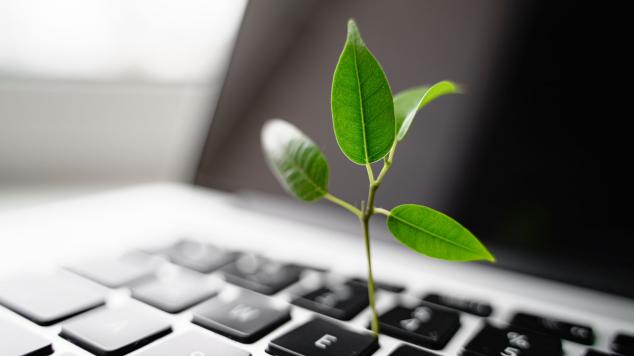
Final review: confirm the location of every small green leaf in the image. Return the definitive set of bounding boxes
[331,19,395,165]
[394,81,461,141]
[386,204,495,262]
[261,119,329,201]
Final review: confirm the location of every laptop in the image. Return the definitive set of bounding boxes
[0,1,632,356]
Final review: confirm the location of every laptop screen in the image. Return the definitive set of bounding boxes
[196,1,633,298]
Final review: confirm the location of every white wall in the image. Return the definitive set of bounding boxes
[0,81,214,187]
[0,0,246,206]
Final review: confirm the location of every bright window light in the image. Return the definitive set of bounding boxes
[0,0,247,83]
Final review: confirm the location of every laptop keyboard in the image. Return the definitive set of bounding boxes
[192,289,291,343]
[59,303,172,356]
[377,303,461,350]
[291,280,369,320]
[0,239,632,356]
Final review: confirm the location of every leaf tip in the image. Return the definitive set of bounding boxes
[438,80,464,94]
[451,82,465,94]
[347,18,358,31]
[346,18,362,43]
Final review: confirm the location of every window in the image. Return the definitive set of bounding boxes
[0,0,247,83]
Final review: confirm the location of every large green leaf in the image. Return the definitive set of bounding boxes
[393,81,461,141]
[261,119,329,201]
[331,19,395,165]
[386,204,495,262]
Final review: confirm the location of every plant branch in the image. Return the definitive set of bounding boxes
[365,163,375,184]
[375,144,396,185]
[324,193,362,218]
[375,160,391,185]
[361,213,379,336]
[360,143,399,337]
[373,207,391,216]
[387,143,397,164]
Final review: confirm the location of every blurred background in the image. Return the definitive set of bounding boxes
[0,0,247,209]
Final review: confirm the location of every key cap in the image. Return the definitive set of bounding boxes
[160,239,237,273]
[132,267,219,313]
[192,288,290,343]
[422,293,492,317]
[350,277,406,293]
[222,254,302,295]
[293,263,329,273]
[134,329,250,356]
[267,317,379,356]
[292,280,368,320]
[377,303,460,350]
[0,271,106,325]
[0,317,53,356]
[585,349,614,356]
[60,302,171,356]
[510,311,594,345]
[612,333,634,355]
[462,323,562,356]
[68,252,162,288]
[389,344,439,355]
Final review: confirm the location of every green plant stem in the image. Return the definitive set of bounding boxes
[374,145,395,186]
[323,150,397,338]
[373,207,391,216]
[366,163,376,184]
[324,192,362,218]
[361,213,379,337]
[362,155,396,337]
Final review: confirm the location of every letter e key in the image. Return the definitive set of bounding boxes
[315,334,338,349]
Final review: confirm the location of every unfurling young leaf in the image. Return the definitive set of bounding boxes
[386,204,495,262]
[261,119,329,202]
[393,80,461,141]
[331,19,395,165]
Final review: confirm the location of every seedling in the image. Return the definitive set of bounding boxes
[261,19,495,338]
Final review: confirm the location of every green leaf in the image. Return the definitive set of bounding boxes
[261,119,329,202]
[386,204,495,262]
[331,19,395,165]
[393,81,461,141]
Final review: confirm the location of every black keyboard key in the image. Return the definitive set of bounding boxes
[293,280,368,320]
[60,302,171,355]
[132,267,219,313]
[422,293,492,317]
[463,323,562,356]
[134,329,250,355]
[68,252,162,288]
[161,239,237,273]
[377,303,460,350]
[293,263,330,273]
[0,271,106,325]
[0,317,53,356]
[612,333,634,355]
[510,312,594,345]
[193,289,290,343]
[267,317,379,356]
[222,254,302,295]
[389,344,439,355]
[585,349,615,356]
[350,277,406,293]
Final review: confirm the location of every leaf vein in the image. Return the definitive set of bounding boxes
[389,213,481,254]
[351,42,370,163]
